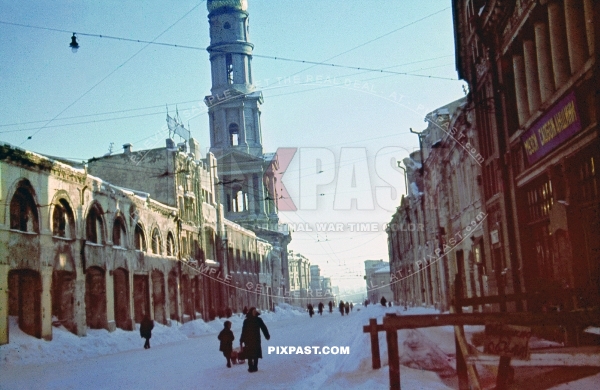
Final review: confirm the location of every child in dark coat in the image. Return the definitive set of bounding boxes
[218,321,235,367]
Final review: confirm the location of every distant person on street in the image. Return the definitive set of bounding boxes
[240,307,270,372]
[318,302,324,315]
[218,320,235,368]
[350,302,353,311]
[308,303,314,318]
[339,300,345,316]
[380,296,387,307]
[140,315,154,349]
[364,299,369,307]
[328,301,333,313]
[344,302,350,315]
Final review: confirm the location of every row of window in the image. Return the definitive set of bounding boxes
[9,180,176,256]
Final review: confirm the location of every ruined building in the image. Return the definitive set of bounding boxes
[0,0,291,345]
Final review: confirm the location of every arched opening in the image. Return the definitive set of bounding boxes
[151,228,162,255]
[86,204,104,244]
[112,217,127,247]
[85,266,107,329]
[151,270,166,325]
[204,228,216,260]
[193,276,203,320]
[231,185,247,212]
[10,182,39,233]
[134,224,146,252]
[134,274,150,324]
[229,123,239,146]
[8,269,42,338]
[112,268,131,330]
[166,232,176,257]
[52,199,75,238]
[52,270,76,334]
[226,53,233,84]
[168,269,179,322]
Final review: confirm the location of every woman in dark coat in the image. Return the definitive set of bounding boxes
[140,315,154,349]
[240,307,270,372]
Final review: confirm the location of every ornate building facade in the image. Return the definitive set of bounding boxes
[452,0,600,310]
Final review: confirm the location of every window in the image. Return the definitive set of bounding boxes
[526,178,553,222]
[86,204,104,244]
[223,22,231,29]
[576,155,599,204]
[134,224,146,251]
[113,217,126,247]
[53,199,74,238]
[151,228,162,255]
[229,123,239,146]
[226,53,233,84]
[10,184,39,233]
[166,232,176,257]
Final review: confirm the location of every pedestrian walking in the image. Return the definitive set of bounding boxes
[240,307,270,372]
[308,303,314,318]
[218,321,235,367]
[140,315,154,349]
[328,301,333,313]
[318,302,324,315]
[350,302,353,311]
[344,302,350,315]
[380,296,387,307]
[339,300,345,316]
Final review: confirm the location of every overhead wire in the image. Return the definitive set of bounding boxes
[13,1,206,145]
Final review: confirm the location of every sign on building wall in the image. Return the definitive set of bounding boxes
[521,91,581,165]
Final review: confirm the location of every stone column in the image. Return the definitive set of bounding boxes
[0,264,9,345]
[548,0,571,86]
[565,0,588,72]
[74,278,87,336]
[584,0,594,56]
[513,54,530,125]
[247,174,255,214]
[523,39,542,113]
[534,21,555,102]
[40,266,53,341]
[106,270,116,332]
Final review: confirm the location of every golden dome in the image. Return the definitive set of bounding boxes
[207,0,248,12]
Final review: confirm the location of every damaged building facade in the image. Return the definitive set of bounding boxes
[391,0,600,314]
[388,98,492,311]
[0,141,282,345]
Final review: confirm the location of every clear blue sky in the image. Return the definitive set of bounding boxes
[0,0,466,292]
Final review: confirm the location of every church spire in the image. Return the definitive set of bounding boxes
[204,0,263,157]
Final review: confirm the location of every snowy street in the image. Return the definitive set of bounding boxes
[2,304,599,389]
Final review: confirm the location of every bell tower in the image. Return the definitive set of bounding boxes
[205,0,263,158]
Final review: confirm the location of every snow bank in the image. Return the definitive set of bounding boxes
[1,305,305,368]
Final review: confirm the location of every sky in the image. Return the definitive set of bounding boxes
[0,0,467,292]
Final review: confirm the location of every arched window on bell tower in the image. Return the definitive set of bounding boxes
[226,53,233,85]
[229,123,239,146]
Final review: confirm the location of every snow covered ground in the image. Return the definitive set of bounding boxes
[1,304,599,389]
